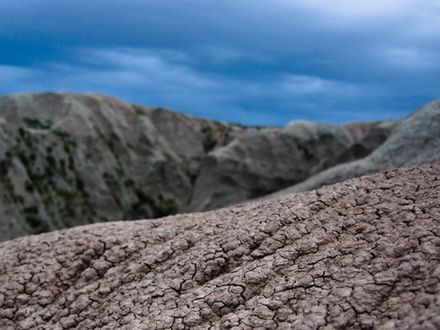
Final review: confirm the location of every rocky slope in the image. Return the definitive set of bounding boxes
[0,93,246,240]
[0,92,388,241]
[277,99,440,196]
[188,120,396,211]
[0,162,439,329]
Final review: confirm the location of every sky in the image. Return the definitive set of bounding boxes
[1,0,439,125]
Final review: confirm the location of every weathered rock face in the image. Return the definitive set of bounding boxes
[1,162,439,329]
[141,106,242,179]
[0,92,391,241]
[312,120,399,174]
[0,93,244,241]
[188,120,392,211]
[278,100,440,196]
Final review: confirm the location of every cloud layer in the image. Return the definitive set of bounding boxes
[1,0,439,125]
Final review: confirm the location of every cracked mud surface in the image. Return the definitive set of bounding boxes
[1,162,440,329]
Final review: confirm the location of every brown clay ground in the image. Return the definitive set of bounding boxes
[0,163,439,329]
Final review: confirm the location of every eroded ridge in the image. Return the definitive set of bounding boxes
[1,163,439,329]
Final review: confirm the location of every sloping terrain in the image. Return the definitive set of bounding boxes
[0,93,244,240]
[0,162,439,329]
[0,92,387,241]
[188,120,396,211]
[277,100,440,196]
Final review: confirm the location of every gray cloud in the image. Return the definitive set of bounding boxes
[0,1,439,124]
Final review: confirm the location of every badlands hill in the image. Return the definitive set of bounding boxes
[190,119,397,211]
[0,92,391,241]
[277,99,440,196]
[0,162,439,329]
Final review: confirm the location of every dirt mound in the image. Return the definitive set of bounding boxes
[1,162,439,329]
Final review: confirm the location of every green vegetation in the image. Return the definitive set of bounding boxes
[0,116,182,237]
[103,171,122,206]
[200,125,217,152]
[23,204,49,234]
[0,153,24,204]
[155,194,178,217]
[23,117,53,130]
[130,187,178,218]
[92,124,122,159]
[0,121,98,233]
[124,178,135,187]
[132,104,147,115]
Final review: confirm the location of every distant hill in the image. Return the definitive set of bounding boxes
[0,92,396,241]
[275,99,440,196]
[0,92,248,240]
[188,119,397,211]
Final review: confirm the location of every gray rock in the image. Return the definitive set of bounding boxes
[189,120,388,211]
[0,93,244,241]
[0,92,398,241]
[0,162,439,329]
[309,119,400,175]
[277,99,440,195]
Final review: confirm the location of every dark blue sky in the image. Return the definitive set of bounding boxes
[1,0,439,125]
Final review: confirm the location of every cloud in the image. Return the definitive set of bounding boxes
[278,75,360,98]
[0,65,43,93]
[277,0,439,22]
[0,65,36,80]
[381,47,440,72]
[0,47,371,124]
[77,48,216,90]
[0,1,439,125]
[196,45,274,63]
[288,0,411,17]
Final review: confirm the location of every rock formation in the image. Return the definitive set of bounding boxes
[0,93,245,240]
[188,120,394,211]
[0,162,439,329]
[0,92,388,241]
[277,100,440,196]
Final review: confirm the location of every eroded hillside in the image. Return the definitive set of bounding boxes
[0,92,388,240]
[277,99,440,196]
[0,93,245,240]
